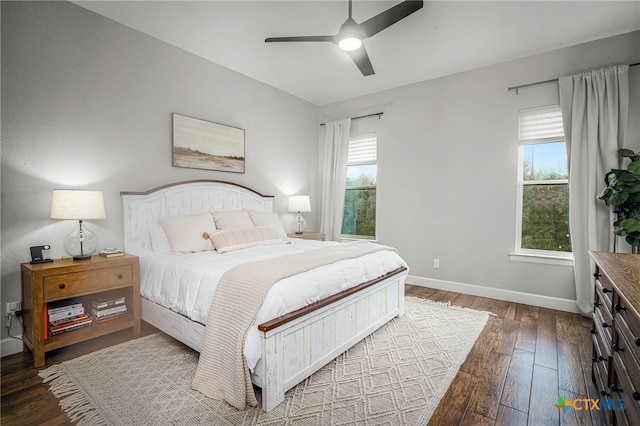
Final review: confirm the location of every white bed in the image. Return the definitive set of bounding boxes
[121,180,408,411]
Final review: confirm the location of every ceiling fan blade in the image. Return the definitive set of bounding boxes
[265,35,335,43]
[347,45,375,76]
[359,0,423,38]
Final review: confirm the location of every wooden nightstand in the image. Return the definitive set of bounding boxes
[287,232,325,241]
[21,254,140,367]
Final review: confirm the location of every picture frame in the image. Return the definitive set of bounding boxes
[172,113,245,173]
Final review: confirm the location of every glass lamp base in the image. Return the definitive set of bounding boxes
[64,220,99,260]
[293,213,307,234]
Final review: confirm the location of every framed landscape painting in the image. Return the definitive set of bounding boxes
[172,113,245,173]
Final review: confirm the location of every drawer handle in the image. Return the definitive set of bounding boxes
[593,301,601,308]
[633,391,640,401]
[117,274,123,279]
[600,390,610,397]
[592,355,607,363]
[602,322,611,329]
[59,283,65,289]
[611,384,623,394]
[594,272,601,279]
[602,287,611,294]
[590,328,597,335]
[613,344,624,353]
[635,337,640,347]
[614,303,626,313]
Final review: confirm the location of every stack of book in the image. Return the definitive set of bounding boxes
[47,302,92,336]
[92,296,127,323]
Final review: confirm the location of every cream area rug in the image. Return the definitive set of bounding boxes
[40,297,489,425]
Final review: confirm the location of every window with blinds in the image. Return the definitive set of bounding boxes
[342,133,377,239]
[516,106,571,254]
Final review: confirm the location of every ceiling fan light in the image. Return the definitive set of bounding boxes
[338,36,362,51]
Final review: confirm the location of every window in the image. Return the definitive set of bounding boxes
[515,106,571,255]
[341,133,377,239]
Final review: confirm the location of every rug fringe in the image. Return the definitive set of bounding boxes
[406,296,497,316]
[39,364,110,426]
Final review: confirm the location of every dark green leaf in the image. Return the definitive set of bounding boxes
[610,189,629,206]
[620,218,640,233]
[619,172,639,183]
[597,187,613,200]
[625,234,640,247]
[628,161,640,175]
[618,148,636,157]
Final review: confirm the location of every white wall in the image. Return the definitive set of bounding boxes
[320,31,640,308]
[0,1,319,347]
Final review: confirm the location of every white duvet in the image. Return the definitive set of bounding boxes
[139,239,408,372]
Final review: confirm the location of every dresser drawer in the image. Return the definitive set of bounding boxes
[593,334,610,374]
[614,294,640,352]
[612,354,640,422]
[596,273,614,312]
[593,354,609,394]
[616,315,640,367]
[594,307,614,353]
[614,321,640,390]
[44,265,133,301]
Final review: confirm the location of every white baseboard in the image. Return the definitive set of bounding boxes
[407,275,580,314]
[1,336,24,357]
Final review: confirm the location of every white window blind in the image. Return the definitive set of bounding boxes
[518,105,564,143]
[348,133,377,165]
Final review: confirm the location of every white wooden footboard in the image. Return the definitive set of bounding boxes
[259,268,407,412]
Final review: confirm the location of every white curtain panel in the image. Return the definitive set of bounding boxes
[319,118,351,241]
[559,65,630,315]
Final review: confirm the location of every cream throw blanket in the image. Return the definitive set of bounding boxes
[191,241,396,409]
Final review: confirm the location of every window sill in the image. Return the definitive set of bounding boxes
[340,236,378,243]
[509,252,574,267]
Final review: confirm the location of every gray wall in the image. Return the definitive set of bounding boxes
[1,1,319,346]
[2,0,638,352]
[320,31,640,304]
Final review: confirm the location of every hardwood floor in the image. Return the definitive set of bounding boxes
[408,285,606,426]
[1,285,602,425]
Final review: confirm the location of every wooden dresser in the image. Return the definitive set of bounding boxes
[590,251,640,425]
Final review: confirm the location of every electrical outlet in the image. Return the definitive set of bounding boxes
[433,259,440,269]
[5,300,22,316]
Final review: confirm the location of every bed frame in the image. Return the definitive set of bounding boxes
[121,180,407,412]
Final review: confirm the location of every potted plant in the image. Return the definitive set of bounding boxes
[597,148,640,253]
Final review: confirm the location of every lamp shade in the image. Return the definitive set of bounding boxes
[50,190,106,220]
[288,195,311,213]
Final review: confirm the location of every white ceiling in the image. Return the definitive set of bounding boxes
[74,1,640,105]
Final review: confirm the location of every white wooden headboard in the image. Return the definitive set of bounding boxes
[121,180,274,255]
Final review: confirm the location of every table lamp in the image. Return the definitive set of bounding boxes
[288,195,311,234]
[50,189,106,260]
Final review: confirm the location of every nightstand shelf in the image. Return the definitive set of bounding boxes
[21,254,140,367]
[287,232,325,241]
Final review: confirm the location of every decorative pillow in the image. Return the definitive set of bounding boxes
[247,210,288,240]
[158,213,216,252]
[212,210,254,230]
[209,226,289,253]
[149,223,172,252]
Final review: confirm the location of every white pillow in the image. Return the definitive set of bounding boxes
[209,226,289,253]
[212,210,254,230]
[247,210,288,240]
[158,213,216,252]
[149,223,172,252]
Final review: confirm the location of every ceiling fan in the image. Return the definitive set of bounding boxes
[265,0,424,76]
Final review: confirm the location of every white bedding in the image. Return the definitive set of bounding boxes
[139,239,407,371]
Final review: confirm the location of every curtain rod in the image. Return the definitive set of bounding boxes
[508,62,640,94]
[320,112,383,126]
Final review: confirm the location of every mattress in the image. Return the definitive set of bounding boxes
[139,239,408,372]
